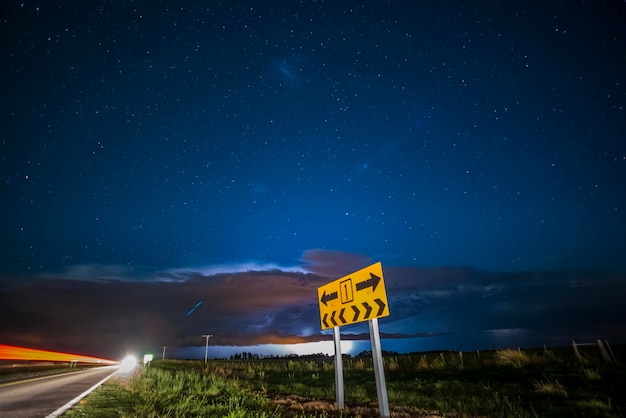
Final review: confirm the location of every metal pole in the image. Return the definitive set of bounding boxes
[333,326,344,409]
[202,334,213,364]
[162,346,167,360]
[369,318,389,418]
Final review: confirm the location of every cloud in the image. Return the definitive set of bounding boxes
[1,253,625,359]
[300,249,373,277]
[159,262,308,282]
[381,267,626,342]
[0,268,328,358]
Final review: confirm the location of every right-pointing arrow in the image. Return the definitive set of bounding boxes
[362,301,372,319]
[355,272,381,292]
[351,305,360,322]
[374,298,386,316]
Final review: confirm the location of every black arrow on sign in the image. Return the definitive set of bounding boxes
[322,313,330,328]
[320,290,338,306]
[374,298,386,316]
[362,301,373,319]
[351,305,360,322]
[355,273,381,292]
[338,308,346,324]
[330,310,338,327]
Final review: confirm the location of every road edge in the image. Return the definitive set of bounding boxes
[45,370,117,418]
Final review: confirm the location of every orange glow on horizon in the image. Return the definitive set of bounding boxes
[0,344,118,365]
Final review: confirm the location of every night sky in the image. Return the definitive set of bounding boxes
[2,1,625,360]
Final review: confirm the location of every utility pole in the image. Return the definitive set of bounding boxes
[202,334,213,364]
[162,346,167,360]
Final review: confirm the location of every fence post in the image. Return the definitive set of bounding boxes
[572,341,583,362]
[605,339,617,363]
[596,339,612,363]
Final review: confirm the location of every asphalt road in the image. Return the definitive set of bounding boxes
[0,366,118,418]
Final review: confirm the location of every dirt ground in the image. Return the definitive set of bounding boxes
[272,394,445,418]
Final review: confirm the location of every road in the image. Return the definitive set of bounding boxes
[0,366,118,418]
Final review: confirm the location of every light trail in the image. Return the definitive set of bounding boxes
[0,344,117,365]
[186,300,203,316]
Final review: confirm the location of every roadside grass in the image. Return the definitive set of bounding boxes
[129,367,280,417]
[495,349,533,368]
[63,377,136,417]
[66,346,626,417]
[66,366,326,417]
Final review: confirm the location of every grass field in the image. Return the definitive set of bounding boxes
[65,345,625,417]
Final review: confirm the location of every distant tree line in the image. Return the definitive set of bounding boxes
[226,350,403,360]
[355,350,400,357]
[228,352,336,360]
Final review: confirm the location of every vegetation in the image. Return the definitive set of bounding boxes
[65,345,625,417]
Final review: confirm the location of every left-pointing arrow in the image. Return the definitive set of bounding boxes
[320,290,338,306]
[355,272,381,292]
[330,310,338,326]
[322,313,329,328]
[338,308,346,324]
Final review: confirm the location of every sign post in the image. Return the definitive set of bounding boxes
[369,317,390,417]
[317,262,390,417]
[333,326,344,409]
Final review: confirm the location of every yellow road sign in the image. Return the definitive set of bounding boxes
[317,262,389,330]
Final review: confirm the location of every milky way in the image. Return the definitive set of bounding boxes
[1,1,625,358]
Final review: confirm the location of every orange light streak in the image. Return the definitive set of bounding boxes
[0,344,118,364]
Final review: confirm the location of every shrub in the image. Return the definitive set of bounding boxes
[417,354,429,369]
[533,379,567,397]
[353,359,366,370]
[495,349,531,368]
[386,356,400,370]
[581,368,601,380]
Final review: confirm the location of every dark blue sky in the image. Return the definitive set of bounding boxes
[1,1,625,359]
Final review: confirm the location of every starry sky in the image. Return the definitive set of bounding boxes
[1,1,625,360]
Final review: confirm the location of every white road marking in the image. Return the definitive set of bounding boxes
[45,370,117,418]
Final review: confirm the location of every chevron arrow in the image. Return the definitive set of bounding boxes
[338,308,346,324]
[355,273,381,292]
[322,313,329,329]
[351,305,360,322]
[374,298,386,316]
[330,310,338,327]
[362,301,372,319]
[320,290,338,306]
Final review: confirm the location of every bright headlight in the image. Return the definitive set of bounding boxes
[119,355,137,373]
